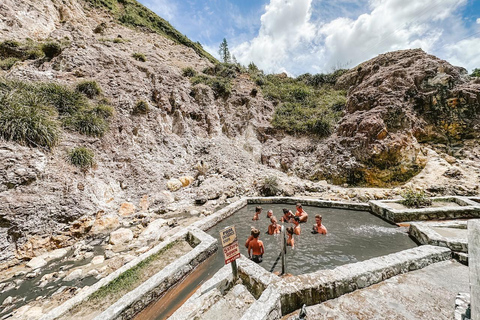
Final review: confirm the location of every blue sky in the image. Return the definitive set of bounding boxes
[139,0,480,75]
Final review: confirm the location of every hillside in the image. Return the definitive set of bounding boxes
[0,0,479,271]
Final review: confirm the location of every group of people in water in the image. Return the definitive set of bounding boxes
[245,203,327,263]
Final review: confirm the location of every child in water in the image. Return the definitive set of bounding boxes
[292,216,301,235]
[248,228,264,263]
[267,216,281,235]
[252,206,262,220]
[286,227,295,249]
[312,214,327,234]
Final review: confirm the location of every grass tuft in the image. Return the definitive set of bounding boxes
[132,100,150,115]
[0,57,19,70]
[401,188,432,208]
[132,52,146,62]
[41,42,62,59]
[75,80,102,98]
[68,146,95,169]
[259,176,280,197]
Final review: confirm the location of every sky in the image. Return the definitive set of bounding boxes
[138,0,480,76]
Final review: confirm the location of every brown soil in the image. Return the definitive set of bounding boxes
[59,240,192,320]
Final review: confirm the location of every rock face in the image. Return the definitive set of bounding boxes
[316,49,480,186]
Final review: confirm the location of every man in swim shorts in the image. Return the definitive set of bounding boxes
[295,203,308,222]
[292,216,301,235]
[248,228,264,263]
[245,227,255,248]
[312,214,327,234]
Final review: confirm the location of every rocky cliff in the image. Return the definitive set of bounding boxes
[0,0,479,268]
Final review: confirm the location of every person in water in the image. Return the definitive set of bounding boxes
[266,209,273,219]
[312,214,327,234]
[295,203,308,223]
[252,206,262,220]
[248,228,264,263]
[281,208,294,223]
[245,227,255,248]
[267,216,281,235]
[286,226,295,249]
[292,216,301,235]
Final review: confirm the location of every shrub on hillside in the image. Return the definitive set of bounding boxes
[41,42,62,59]
[132,100,150,115]
[401,189,432,208]
[0,57,19,70]
[182,67,197,77]
[93,104,115,119]
[36,83,87,115]
[63,110,109,137]
[68,146,95,169]
[132,53,146,62]
[0,101,60,149]
[259,176,280,197]
[75,80,102,98]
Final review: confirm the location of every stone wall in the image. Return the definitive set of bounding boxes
[369,197,480,223]
[468,220,480,320]
[247,197,371,211]
[239,245,452,319]
[409,221,468,252]
[39,228,217,320]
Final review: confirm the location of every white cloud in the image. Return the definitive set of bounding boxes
[233,0,469,75]
[141,0,177,21]
[477,18,480,24]
[443,37,480,72]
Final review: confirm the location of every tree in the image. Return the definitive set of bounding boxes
[218,38,231,63]
[471,68,480,77]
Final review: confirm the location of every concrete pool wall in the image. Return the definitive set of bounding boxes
[37,196,480,320]
[39,227,217,320]
[369,196,480,223]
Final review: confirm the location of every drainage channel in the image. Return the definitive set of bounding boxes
[133,251,224,320]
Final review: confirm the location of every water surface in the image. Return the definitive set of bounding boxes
[207,204,417,275]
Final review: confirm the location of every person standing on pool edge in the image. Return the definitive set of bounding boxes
[312,214,327,234]
[248,228,264,263]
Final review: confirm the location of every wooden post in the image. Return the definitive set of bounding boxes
[281,225,286,275]
[231,259,238,280]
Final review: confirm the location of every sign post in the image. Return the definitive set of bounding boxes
[219,226,240,280]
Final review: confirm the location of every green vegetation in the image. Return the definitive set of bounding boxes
[0,94,60,149]
[0,78,112,149]
[250,69,347,137]
[68,146,95,169]
[41,42,62,59]
[0,57,19,70]
[89,240,178,300]
[132,52,146,62]
[76,80,102,98]
[218,38,231,63]
[259,176,280,197]
[0,39,45,63]
[63,110,109,137]
[132,100,150,115]
[401,188,432,208]
[471,68,480,77]
[85,0,216,63]
[113,37,126,43]
[182,67,197,77]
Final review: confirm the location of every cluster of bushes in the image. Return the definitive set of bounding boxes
[86,0,216,63]
[0,39,65,70]
[247,64,347,137]
[0,79,112,149]
[183,63,239,99]
[401,188,432,208]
